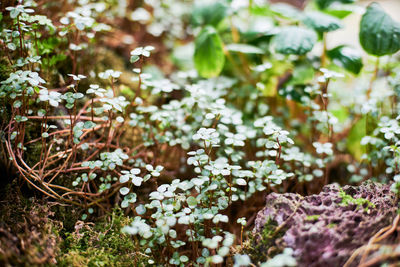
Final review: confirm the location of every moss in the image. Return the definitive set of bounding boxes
[0,181,147,266]
[305,214,320,221]
[0,182,62,266]
[245,217,287,264]
[58,208,148,267]
[327,223,337,228]
[338,188,376,211]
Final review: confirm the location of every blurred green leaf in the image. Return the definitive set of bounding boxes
[273,27,317,55]
[331,108,349,123]
[289,65,315,85]
[328,45,363,74]
[347,116,366,161]
[194,26,225,78]
[315,0,355,10]
[360,3,400,56]
[48,54,67,67]
[304,11,343,33]
[322,4,356,19]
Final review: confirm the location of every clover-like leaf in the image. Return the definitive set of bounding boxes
[187,196,198,208]
[119,187,130,195]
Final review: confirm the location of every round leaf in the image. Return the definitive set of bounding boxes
[360,3,400,56]
[136,204,146,215]
[121,200,129,208]
[119,187,130,195]
[273,27,317,55]
[327,45,363,74]
[194,26,225,78]
[187,196,198,207]
[236,178,247,186]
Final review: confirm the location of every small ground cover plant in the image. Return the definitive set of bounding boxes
[1,0,400,266]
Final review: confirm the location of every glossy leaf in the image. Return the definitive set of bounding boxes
[273,27,317,55]
[360,3,400,56]
[194,26,225,78]
[304,11,343,33]
[327,45,363,74]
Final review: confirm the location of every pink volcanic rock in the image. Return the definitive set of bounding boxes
[254,182,397,266]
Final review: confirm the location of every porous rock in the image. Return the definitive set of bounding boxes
[254,182,398,266]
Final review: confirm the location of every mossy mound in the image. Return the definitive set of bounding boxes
[0,183,62,266]
[0,182,146,266]
[58,208,147,267]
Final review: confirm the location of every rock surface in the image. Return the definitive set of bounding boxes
[254,182,398,266]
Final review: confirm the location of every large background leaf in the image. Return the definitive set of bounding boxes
[273,27,317,55]
[360,3,400,56]
[194,26,225,78]
[327,45,363,74]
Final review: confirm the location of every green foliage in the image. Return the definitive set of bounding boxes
[360,3,400,56]
[273,27,317,55]
[58,209,146,267]
[315,0,356,10]
[194,26,225,77]
[288,65,315,86]
[246,218,287,265]
[2,0,400,265]
[303,11,343,33]
[327,45,363,74]
[0,184,62,266]
[347,116,366,161]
